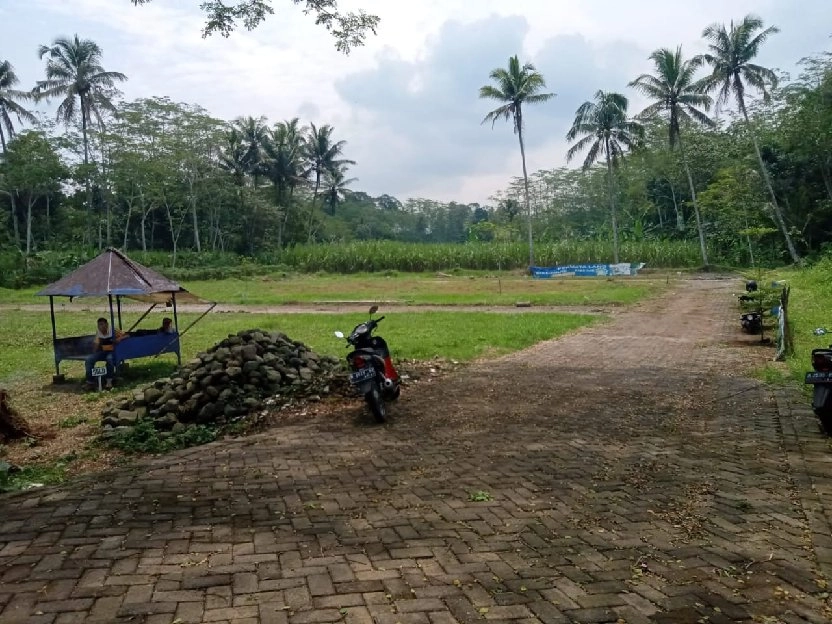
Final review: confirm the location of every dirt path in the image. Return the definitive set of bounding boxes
[2,277,832,623]
[0,302,609,315]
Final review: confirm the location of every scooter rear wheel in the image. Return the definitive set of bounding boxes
[812,385,832,435]
[366,384,387,423]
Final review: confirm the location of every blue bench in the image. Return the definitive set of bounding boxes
[53,332,181,376]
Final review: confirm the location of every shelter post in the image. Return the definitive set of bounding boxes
[172,293,181,365]
[108,294,116,337]
[49,296,62,381]
[117,296,123,329]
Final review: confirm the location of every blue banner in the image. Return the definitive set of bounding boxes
[530,263,646,278]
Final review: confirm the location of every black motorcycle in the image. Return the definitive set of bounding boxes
[335,306,401,423]
[805,327,832,434]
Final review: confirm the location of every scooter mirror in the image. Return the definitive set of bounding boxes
[369,305,379,315]
[334,331,345,339]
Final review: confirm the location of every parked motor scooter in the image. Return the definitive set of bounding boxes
[805,327,832,434]
[335,306,400,423]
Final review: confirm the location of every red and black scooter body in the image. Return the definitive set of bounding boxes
[339,309,400,422]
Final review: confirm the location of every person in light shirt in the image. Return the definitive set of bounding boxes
[85,317,127,389]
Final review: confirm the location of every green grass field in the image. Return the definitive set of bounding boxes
[0,309,601,385]
[0,272,664,307]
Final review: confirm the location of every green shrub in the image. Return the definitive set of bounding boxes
[107,419,217,454]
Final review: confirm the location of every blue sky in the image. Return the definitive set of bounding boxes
[3,0,830,204]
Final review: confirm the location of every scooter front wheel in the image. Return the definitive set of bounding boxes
[365,383,387,423]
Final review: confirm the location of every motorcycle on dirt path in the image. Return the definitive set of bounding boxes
[805,327,832,434]
[335,306,401,423]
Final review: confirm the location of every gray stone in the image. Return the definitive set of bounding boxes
[241,344,259,361]
[227,366,242,378]
[214,347,231,362]
[197,403,217,423]
[115,410,139,427]
[242,361,260,375]
[242,397,260,410]
[155,414,178,430]
[144,388,163,404]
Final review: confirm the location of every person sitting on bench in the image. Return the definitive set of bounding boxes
[85,317,127,389]
[159,317,175,334]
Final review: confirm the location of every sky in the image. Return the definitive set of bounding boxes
[2,0,830,205]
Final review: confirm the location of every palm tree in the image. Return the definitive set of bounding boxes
[302,123,354,241]
[0,61,36,155]
[479,55,554,267]
[698,15,800,263]
[263,118,308,248]
[233,115,268,187]
[34,35,126,242]
[566,91,642,263]
[630,47,714,266]
[0,60,37,249]
[219,128,248,188]
[264,118,307,205]
[323,165,357,215]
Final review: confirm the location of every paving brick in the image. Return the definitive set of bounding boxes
[175,601,206,624]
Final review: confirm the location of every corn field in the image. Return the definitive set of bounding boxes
[269,240,703,273]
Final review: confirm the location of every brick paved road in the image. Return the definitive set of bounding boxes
[2,278,832,624]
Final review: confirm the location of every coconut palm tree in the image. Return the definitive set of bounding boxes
[219,128,248,188]
[479,55,554,267]
[34,35,126,242]
[0,61,36,155]
[0,59,37,249]
[323,165,357,215]
[630,47,714,266]
[302,123,354,241]
[263,118,309,248]
[264,118,307,205]
[233,115,268,188]
[566,91,642,263]
[698,15,800,263]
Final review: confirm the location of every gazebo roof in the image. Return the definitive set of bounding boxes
[36,248,202,303]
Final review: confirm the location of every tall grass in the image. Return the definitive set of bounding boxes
[0,240,702,287]
[265,240,702,273]
[778,257,832,383]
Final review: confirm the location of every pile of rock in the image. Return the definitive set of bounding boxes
[101,329,342,431]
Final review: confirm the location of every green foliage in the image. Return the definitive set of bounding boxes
[106,418,217,454]
[58,415,89,428]
[779,257,832,383]
[469,490,493,502]
[0,452,76,492]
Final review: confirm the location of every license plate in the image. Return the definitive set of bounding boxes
[349,367,375,383]
[805,371,832,384]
